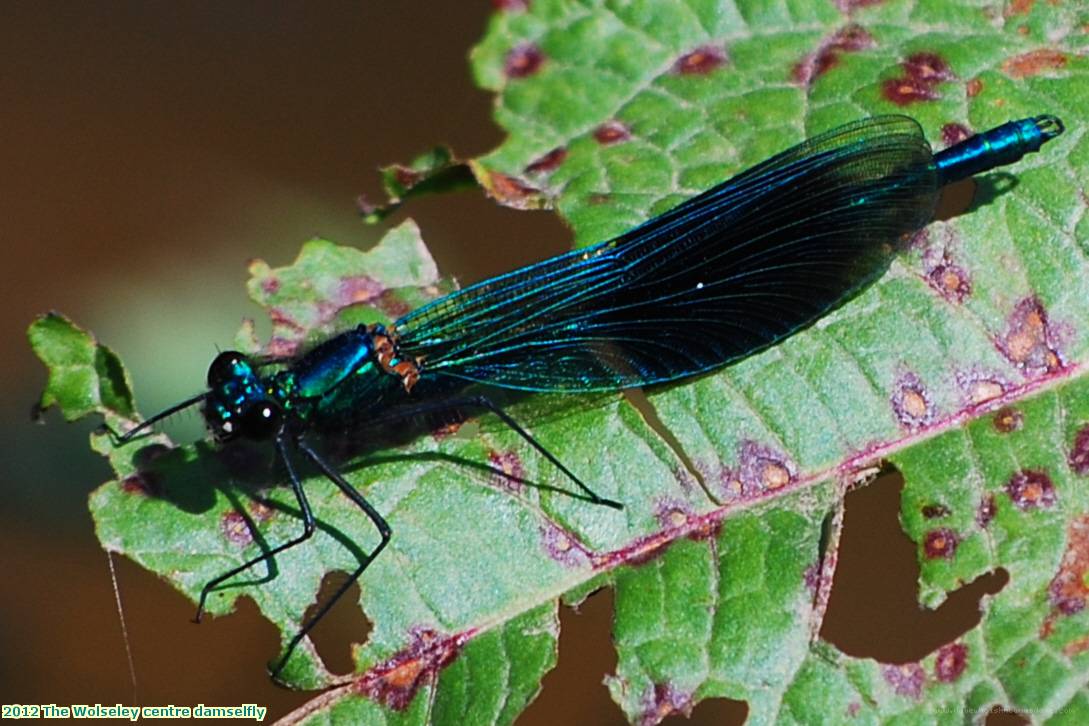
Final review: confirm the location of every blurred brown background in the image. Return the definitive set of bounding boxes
[3,3,1011,724]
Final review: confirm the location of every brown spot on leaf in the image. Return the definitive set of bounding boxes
[268,308,305,334]
[505,43,545,79]
[924,528,958,559]
[903,52,955,84]
[1005,469,1057,510]
[337,275,384,307]
[674,45,727,75]
[977,494,997,528]
[835,0,886,10]
[1069,426,1089,476]
[524,147,567,175]
[540,523,589,567]
[882,77,939,105]
[882,662,925,698]
[593,120,632,145]
[891,373,934,430]
[965,77,983,97]
[955,369,1010,407]
[922,504,950,519]
[993,407,1024,433]
[881,51,955,106]
[639,683,694,726]
[1043,517,1089,636]
[941,122,972,147]
[359,628,467,710]
[261,276,280,295]
[726,441,797,499]
[248,500,274,523]
[1007,0,1035,15]
[934,642,968,682]
[488,449,525,494]
[997,297,1064,375]
[392,166,423,189]
[1002,49,1068,78]
[375,289,412,320]
[655,502,691,530]
[477,169,544,208]
[120,472,157,496]
[221,511,252,546]
[792,24,875,86]
[928,262,972,303]
[1064,636,1089,656]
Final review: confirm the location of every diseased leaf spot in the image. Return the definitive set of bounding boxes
[540,522,589,567]
[481,170,541,206]
[1006,0,1036,15]
[941,122,971,147]
[922,504,950,519]
[1042,517,1089,641]
[376,289,412,319]
[881,662,925,698]
[655,503,690,530]
[639,683,694,725]
[719,441,797,501]
[505,43,545,79]
[524,147,567,175]
[392,166,423,190]
[1002,49,1068,78]
[1063,636,1089,656]
[881,52,954,106]
[359,628,467,711]
[993,407,1024,433]
[593,120,632,145]
[248,499,274,523]
[977,494,997,528]
[673,45,727,75]
[965,77,983,97]
[835,0,886,10]
[928,262,972,303]
[1068,425,1089,475]
[792,24,875,87]
[336,275,385,308]
[998,297,1064,374]
[934,642,968,682]
[955,369,1009,406]
[488,449,525,494]
[261,276,280,295]
[924,528,958,559]
[1005,469,1057,510]
[492,0,529,11]
[903,52,955,84]
[120,471,158,496]
[221,511,252,546]
[891,373,934,430]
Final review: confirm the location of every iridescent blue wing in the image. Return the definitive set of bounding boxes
[393,116,938,392]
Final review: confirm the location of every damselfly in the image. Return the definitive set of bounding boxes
[118,114,1064,677]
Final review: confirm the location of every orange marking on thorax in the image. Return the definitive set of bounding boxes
[370,326,421,392]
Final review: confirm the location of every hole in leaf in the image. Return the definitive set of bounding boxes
[822,471,1008,661]
[521,588,623,725]
[987,707,1029,725]
[623,388,710,498]
[302,570,372,675]
[663,696,747,725]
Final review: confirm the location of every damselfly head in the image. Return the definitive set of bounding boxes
[204,351,282,442]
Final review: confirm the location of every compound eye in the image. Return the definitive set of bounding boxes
[240,402,282,439]
[208,351,249,387]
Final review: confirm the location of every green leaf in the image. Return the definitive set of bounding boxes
[28,312,134,421]
[30,0,1089,723]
